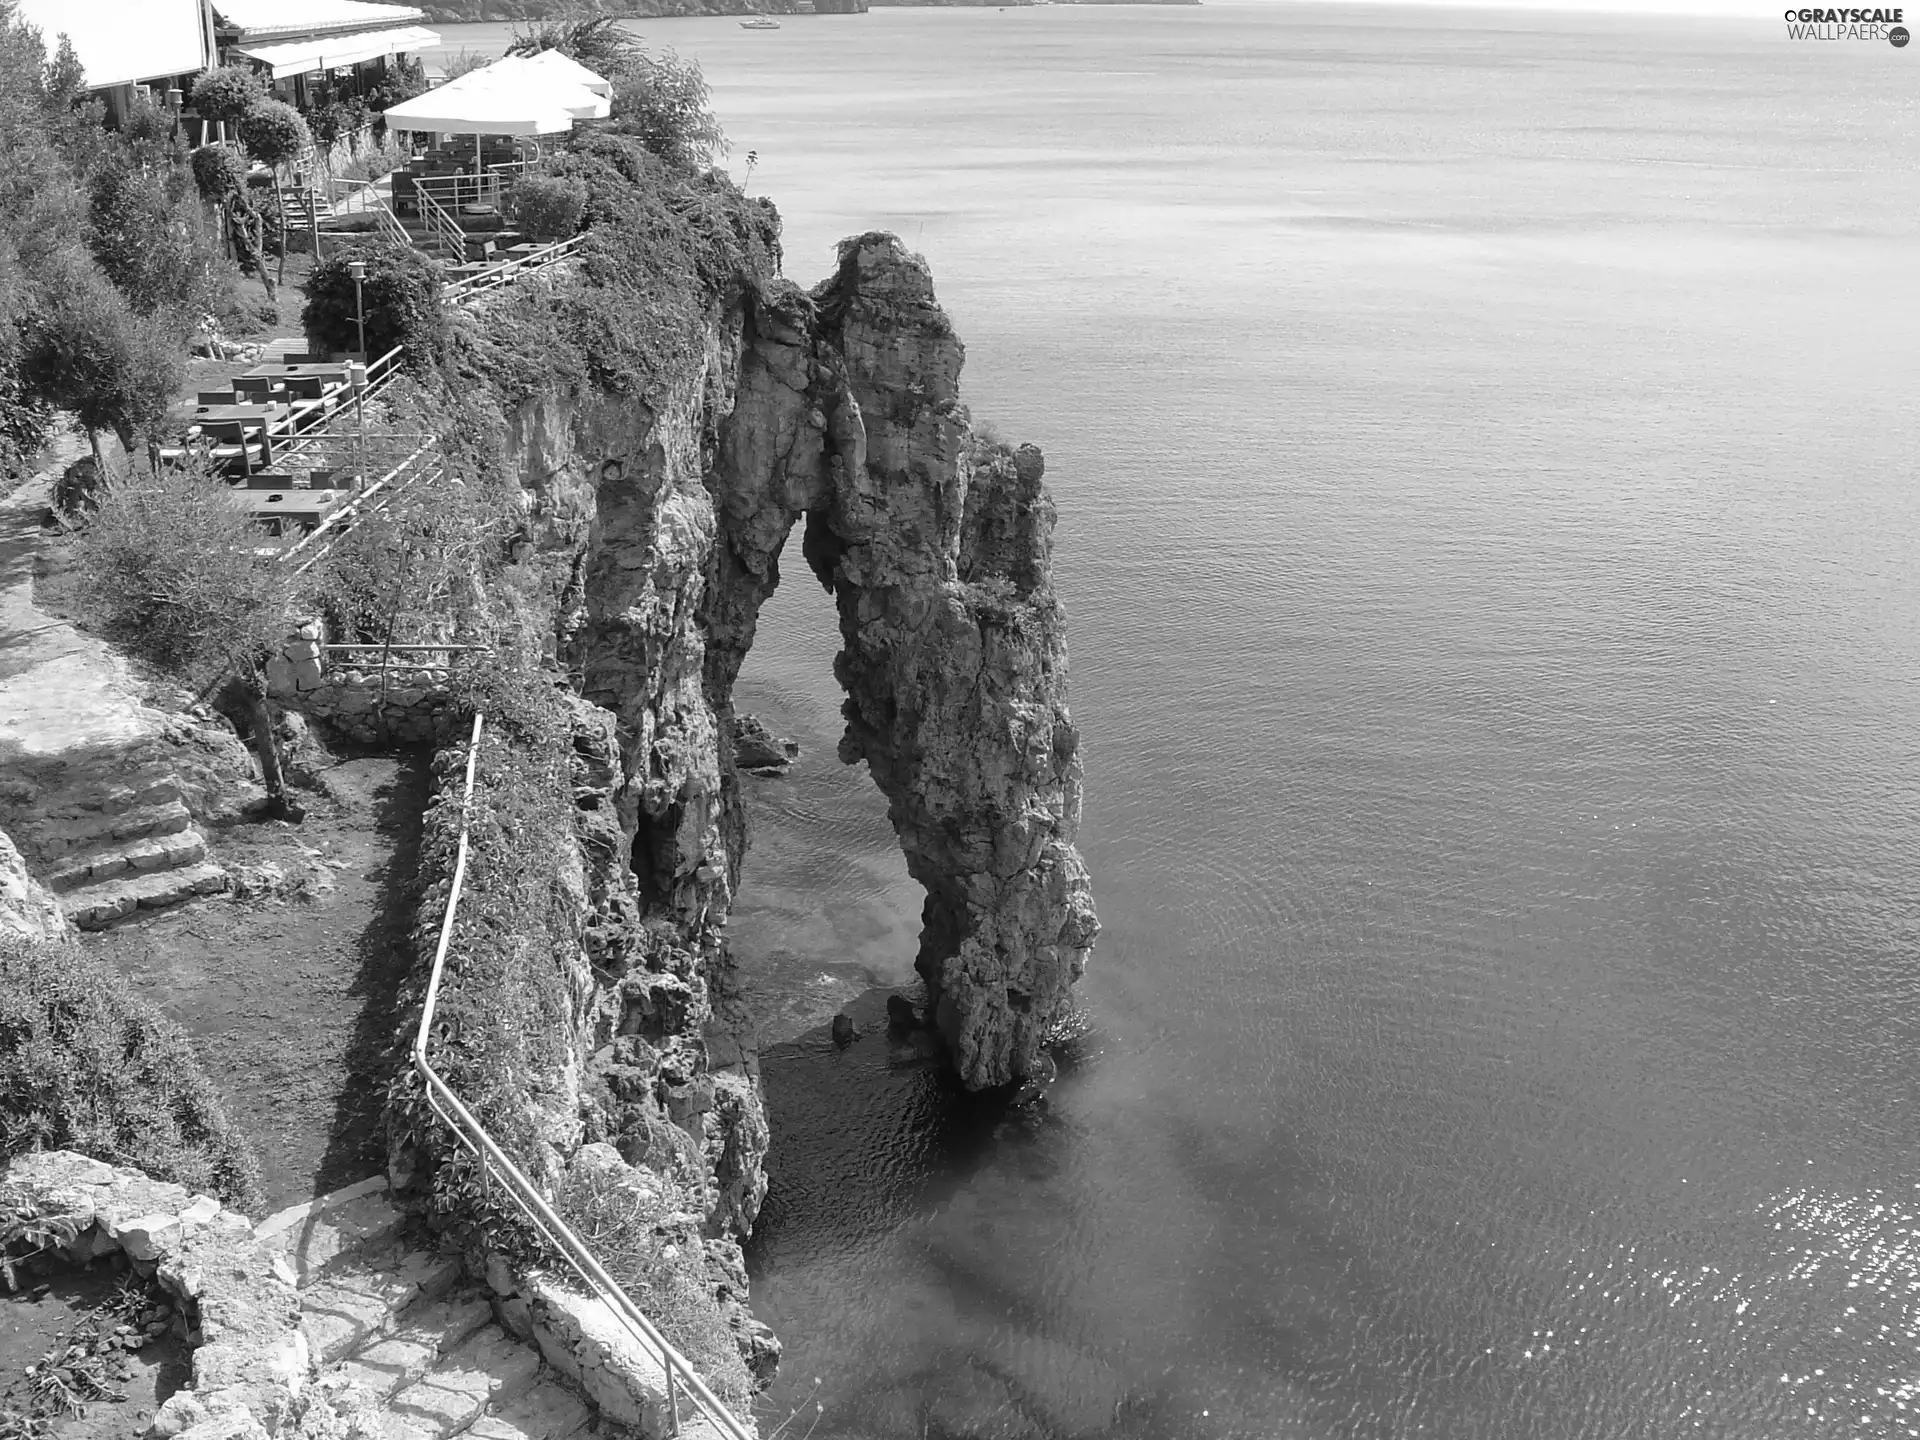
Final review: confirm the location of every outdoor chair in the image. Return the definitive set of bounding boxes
[231,376,285,404]
[197,390,236,407]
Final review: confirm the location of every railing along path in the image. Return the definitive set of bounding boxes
[412,715,756,1440]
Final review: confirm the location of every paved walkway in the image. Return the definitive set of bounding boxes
[0,441,168,764]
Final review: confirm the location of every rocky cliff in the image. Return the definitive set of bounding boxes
[503,233,1096,1101]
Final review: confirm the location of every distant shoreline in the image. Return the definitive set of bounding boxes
[418,0,1198,20]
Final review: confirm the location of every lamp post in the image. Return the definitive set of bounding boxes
[348,258,367,361]
[349,360,368,491]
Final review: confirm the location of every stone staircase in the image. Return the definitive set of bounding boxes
[261,1176,596,1440]
[14,763,228,929]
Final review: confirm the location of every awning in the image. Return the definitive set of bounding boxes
[16,0,212,89]
[235,23,438,78]
[381,56,609,136]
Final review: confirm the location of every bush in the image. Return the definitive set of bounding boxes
[0,936,262,1211]
[66,462,292,682]
[190,142,249,203]
[556,1161,753,1408]
[302,241,446,368]
[189,64,266,125]
[509,173,586,242]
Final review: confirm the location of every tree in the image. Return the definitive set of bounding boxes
[189,64,266,127]
[67,463,303,818]
[237,98,309,288]
[87,163,221,318]
[609,50,726,172]
[19,252,182,466]
[505,12,642,76]
[302,240,447,368]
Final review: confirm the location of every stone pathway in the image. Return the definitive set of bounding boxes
[262,1176,596,1440]
[0,447,167,764]
[0,452,240,928]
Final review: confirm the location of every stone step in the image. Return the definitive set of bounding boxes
[32,798,194,858]
[259,1185,408,1285]
[387,1326,543,1439]
[330,1292,493,1400]
[64,862,229,930]
[300,1252,467,1364]
[49,827,207,891]
[464,1379,593,1440]
[34,765,182,819]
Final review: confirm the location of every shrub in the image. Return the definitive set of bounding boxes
[189,64,266,125]
[65,461,293,681]
[0,936,262,1210]
[609,50,726,172]
[190,142,249,203]
[301,240,447,368]
[509,173,586,242]
[556,1161,753,1407]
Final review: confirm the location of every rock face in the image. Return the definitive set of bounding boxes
[0,826,67,941]
[511,234,1097,1094]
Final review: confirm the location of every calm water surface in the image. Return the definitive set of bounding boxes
[435,7,1920,1435]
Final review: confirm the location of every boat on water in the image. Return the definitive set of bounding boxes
[739,15,781,27]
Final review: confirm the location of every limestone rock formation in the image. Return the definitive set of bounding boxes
[503,234,1096,1093]
[0,826,67,941]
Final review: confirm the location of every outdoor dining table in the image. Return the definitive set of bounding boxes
[243,364,350,385]
[192,404,277,425]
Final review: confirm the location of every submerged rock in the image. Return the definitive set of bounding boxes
[732,714,800,775]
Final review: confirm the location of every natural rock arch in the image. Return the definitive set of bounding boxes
[534,234,1097,1091]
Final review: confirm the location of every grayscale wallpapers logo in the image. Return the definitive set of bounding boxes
[1783,6,1911,41]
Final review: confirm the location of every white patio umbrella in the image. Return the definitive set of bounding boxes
[517,48,614,100]
[382,56,609,137]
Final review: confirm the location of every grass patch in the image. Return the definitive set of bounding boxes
[0,938,262,1212]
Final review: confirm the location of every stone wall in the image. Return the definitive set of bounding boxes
[265,622,469,747]
[2,1150,305,1437]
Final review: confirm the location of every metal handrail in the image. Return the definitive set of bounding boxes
[411,715,757,1440]
[284,437,439,576]
[444,234,586,305]
[414,182,469,261]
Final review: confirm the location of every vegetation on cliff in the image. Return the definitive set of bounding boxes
[0,936,262,1210]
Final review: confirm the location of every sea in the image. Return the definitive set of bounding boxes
[424,6,1920,1436]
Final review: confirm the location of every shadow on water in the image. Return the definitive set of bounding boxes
[748,986,1024,1250]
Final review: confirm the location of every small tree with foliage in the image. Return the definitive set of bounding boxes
[189,63,266,127]
[87,163,223,318]
[238,97,309,287]
[609,50,726,172]
[20,253,182,466]
[68,463,302,816]
[302,240,446,368]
